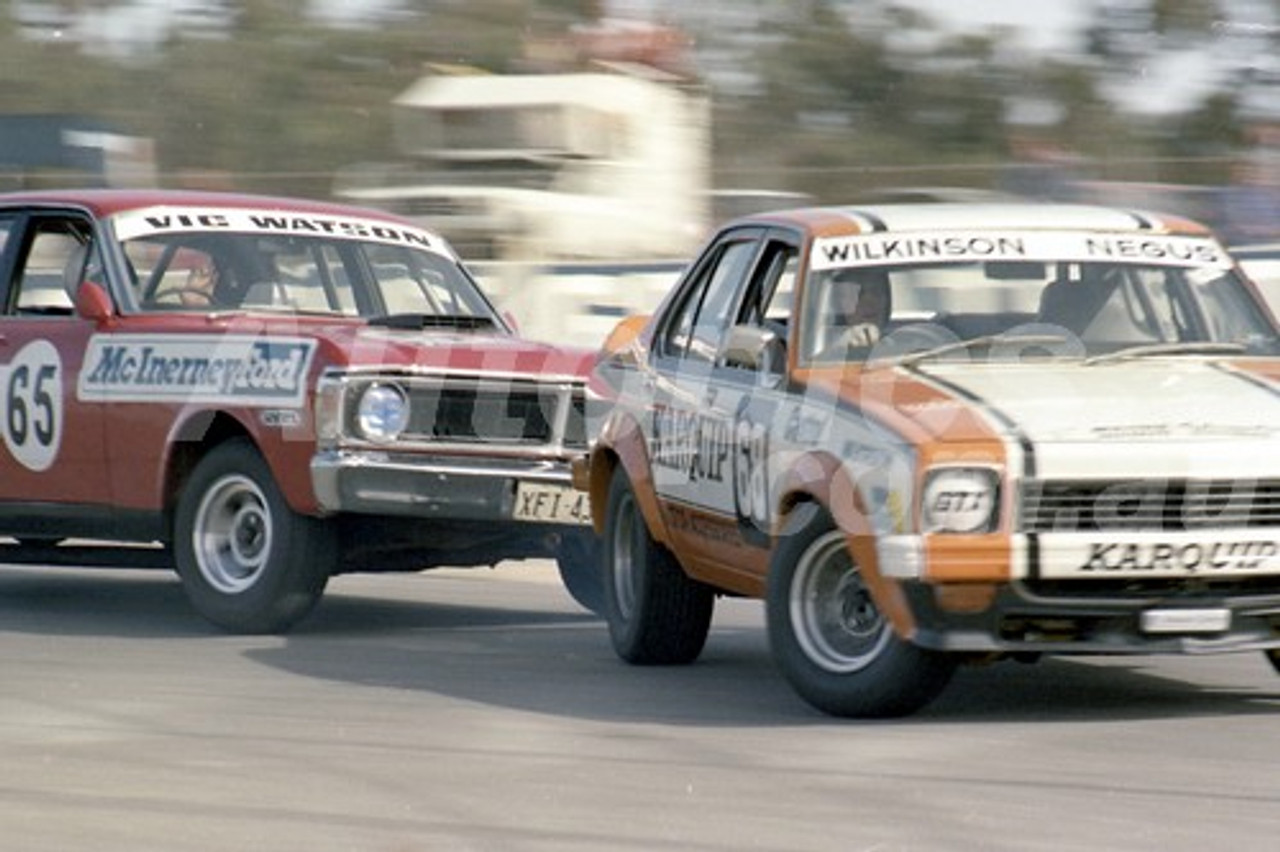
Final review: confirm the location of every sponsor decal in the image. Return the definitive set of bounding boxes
[811,230,1230,271]
[664,502,743,546]
[260,409,303,428]
[1075,540,1280,575]
[1090,422,1276,440]
[78,334,315,406]
[652,403,731,484]
[111,207,450,257]
[0,340,64,472]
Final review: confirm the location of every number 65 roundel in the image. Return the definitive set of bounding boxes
[2,340,63,472]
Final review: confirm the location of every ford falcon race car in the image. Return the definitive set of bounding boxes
[0,189,597,632]
[581,202,1280,718]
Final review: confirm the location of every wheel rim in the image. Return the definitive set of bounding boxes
[191,473,274,594]
[790,530,890,673]
[610,489,638,620]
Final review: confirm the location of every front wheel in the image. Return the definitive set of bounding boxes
[602,466,713,664]
[555,528,604,615]
[766,506,956,718]
[174,439,334,634]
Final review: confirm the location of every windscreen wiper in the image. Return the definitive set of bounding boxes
[1084,341,1247,365]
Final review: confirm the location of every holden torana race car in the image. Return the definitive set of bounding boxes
[0,189,597,632]
[580,202,1280,718]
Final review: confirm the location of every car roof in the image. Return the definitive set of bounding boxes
[0,188,418,227]
[730,202,1216,239]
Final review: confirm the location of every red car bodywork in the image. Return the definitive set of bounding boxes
[0,189,596,630]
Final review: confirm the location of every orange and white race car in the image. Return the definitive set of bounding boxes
[0,189,596,632]
[581,202,1280,717]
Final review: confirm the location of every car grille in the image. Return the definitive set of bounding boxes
[1021,479,1280,532]
[346,375,587,451]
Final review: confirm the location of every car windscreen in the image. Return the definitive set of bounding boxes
[802,260,1280,362]
[110,212,498,324]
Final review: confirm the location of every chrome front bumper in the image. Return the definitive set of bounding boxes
[310,450,589,524]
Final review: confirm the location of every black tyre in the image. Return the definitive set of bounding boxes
[555,528,604,615]
[174,438,333,634]
[1266,649,1280,675]
[766,506,956,718]
[602,466,713,664]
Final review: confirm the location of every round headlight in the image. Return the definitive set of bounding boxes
[356,383,409,442]
[921,468,998,533]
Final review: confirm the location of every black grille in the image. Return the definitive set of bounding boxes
[346,377,586,449]
[1022,479,1280,532]
[407,385,554,444]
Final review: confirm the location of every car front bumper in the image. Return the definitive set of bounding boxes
[878,533,1280,655]
[901,579,1280,655]
[311,450,590,525]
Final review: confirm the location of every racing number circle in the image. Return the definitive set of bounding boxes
[3,340,63,472]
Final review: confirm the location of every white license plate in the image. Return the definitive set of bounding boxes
[513,482,591,525]
[1140,608,1231,634]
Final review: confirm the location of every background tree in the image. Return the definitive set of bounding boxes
[0,0,1267,207]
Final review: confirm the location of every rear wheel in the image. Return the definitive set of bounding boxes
[174,439,333,634]
[602,466,713,664]
[766,506,956,718]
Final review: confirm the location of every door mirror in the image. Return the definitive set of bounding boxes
[721,324,786,382]
[74,280,113,323]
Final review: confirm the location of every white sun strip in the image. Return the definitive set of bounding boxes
[110,206,455,258]
[810,230,1232,271]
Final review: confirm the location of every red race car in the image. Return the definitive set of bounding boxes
[0,189,597,631]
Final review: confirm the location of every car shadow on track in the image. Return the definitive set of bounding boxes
[0,564,596,639]
[3,566,1277,725]
[0,566,217,638]
[262,591,1280,727]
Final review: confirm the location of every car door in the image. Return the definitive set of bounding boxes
[0,212,110,514]
[647,227,802,578]
[647,227,760,519]
[711,231,802,550]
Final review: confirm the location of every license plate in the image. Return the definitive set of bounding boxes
[1140,608,1231,634]
[513,482,591,525]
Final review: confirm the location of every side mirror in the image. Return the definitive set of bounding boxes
[721,324,786,381]
[74,280,113,323]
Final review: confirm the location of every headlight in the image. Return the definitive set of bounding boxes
[356,382,409,442]
[921,467,999,533]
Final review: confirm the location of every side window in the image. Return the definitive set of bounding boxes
[1191,268,1276,343]
[11,219,93,316]
[737,239,799,333]
[764,255,798,325]
[661,237,759,362]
